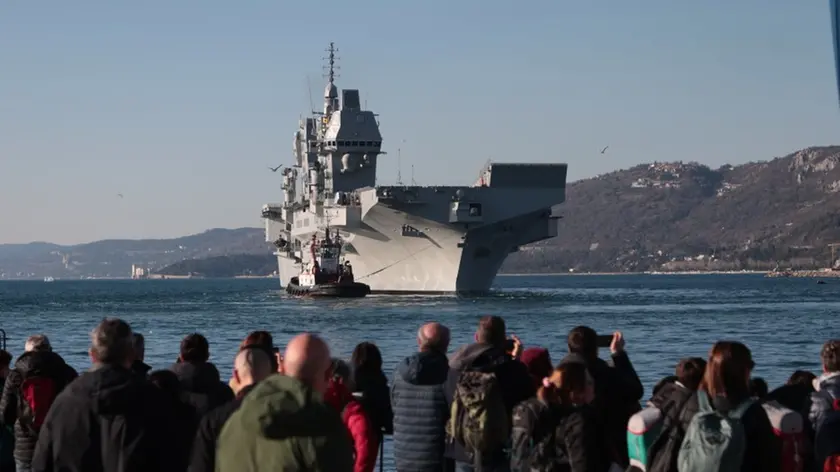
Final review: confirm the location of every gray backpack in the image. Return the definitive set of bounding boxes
[676,391,754,472]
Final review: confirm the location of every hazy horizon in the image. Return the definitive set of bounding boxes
[3,1,839,245]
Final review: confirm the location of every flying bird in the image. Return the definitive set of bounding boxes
[117,193,124,198]
[269,165,283,172]
[600,146,609,154]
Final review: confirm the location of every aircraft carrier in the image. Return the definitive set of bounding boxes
[261,43,568,294]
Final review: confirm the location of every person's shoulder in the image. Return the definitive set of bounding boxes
[204,398,241,429]
[558,405,593,435]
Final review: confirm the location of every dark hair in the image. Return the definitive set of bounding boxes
[547,362,591,405]
[822,340,840,372]
[240,331,277,372]
[180,333,209,363]
[0,350,11,368]
[676,357,707,391]
[701,341,754,399]
[787,370,816,386]
[331,358,352,385]
[351,342,383,372]
[477,316,506,347]
[240,331,273,351]
[567,326,598,360]
[749,377,768,398]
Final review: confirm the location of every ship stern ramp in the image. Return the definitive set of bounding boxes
[345,163,566,294]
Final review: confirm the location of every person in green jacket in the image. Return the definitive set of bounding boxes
[216,333,354,472]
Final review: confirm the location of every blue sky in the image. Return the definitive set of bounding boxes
[2,1,839,244]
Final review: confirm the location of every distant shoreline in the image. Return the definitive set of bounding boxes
[499,270,770,276]
[0,270,779,281]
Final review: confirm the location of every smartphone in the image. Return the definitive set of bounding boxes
[596,334,613,348]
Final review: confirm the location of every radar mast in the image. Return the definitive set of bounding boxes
[322,42,339,116]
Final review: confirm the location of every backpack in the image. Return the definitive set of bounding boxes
[627,406,664,471]
[676,391,753,472]
[18,376,58,434]
[446,369,510,460]
[815,394,840,472]
[761,400,806,472]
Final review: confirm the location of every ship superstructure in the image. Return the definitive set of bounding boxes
[262,43,568,293]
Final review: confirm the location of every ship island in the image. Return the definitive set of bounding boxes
[261,43,569,294]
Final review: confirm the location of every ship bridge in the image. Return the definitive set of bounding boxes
[321,89,383,193]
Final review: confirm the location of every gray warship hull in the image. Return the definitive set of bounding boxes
[261,43,568,294]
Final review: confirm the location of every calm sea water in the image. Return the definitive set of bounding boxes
[0,274,837,469]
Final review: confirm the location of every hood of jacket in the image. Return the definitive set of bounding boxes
[449,343,507,372]
[14,350,69,377]
[649,379,694,418]
[236,374,344,440]
[73,364,150,415]
[815,371,840,393]
[169,361,222,393]
[398,350,449,386]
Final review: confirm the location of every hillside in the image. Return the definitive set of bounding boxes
[7,145,840,278]
[503,145,840,272]
[0,228,270,279]
[156,254,276,278]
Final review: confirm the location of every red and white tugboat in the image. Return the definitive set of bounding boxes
[285,227,371,298]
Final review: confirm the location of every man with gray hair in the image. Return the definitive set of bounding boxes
[391,322,452,472]
[0,334,76,472]
[23,335,50,354]
[31,318,179,472]
[189,347,274,472]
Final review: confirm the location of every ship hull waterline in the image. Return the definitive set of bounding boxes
[284,276,371,298]
[274,216,513,294]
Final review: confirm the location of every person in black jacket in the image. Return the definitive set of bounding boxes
[557,326,643,468]
[644,357,706,472]
[188,347,273,472]
[169,333,234,418]
[511,362,603,472]
[130,333,151,377]
[444,316,535,472]
[149,370,197,472]
[0,335,77,472]
[391,322,451,472]
[31,318,180,472]
[351,342,394,435]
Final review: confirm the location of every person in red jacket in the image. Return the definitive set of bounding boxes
[324,359,379,472]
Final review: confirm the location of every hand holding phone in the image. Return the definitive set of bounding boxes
[596,334,613,348]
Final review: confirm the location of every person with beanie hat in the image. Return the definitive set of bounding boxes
[519,347,553,391]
